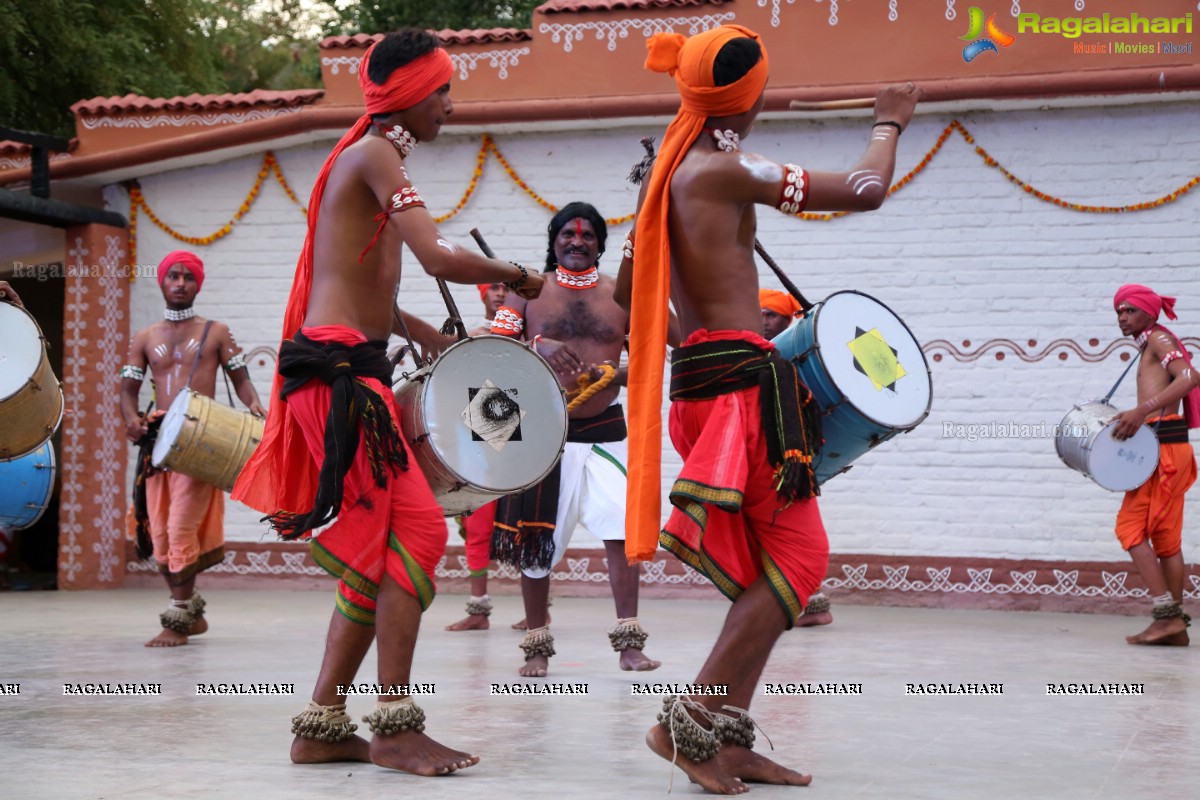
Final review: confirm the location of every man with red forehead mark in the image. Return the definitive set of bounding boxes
[489,202,665,676]
[120,250,265,647]
[615,24,921,792]
[1110,284,1200,646]
[232,29,542,775]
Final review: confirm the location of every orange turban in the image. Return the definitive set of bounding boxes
[759,289,801,318]
[625,25,769,563]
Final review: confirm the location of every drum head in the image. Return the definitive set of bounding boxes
[152,390,193,466]
[0,302,45,400]
[416,336,567,493]
[813,291,932,428]
[1085,421,1159,492]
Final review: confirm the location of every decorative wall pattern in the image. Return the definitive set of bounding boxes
[924,337,1200,363]
[450,48,531,81]
[539,12,736,52]
[79,107,303,130]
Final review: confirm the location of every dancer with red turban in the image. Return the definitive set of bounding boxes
[615,23,921,792]
[232,29,542,775]
[1111,284,1199,646]
[120,250,265,647]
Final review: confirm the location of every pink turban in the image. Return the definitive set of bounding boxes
[1113,284,1177,321]
[157,250,205,291]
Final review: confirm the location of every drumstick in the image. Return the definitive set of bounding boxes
[788,97,876,111]
[754,240,814,314]
[469,228,497,259]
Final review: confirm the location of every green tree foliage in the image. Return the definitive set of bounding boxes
[322,0,543,35]
[0,0,325,139]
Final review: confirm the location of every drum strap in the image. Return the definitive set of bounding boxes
[183,321,215,391]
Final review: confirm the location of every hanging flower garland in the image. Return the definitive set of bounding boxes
[790,119,1200,221]
[129,123,1200,274]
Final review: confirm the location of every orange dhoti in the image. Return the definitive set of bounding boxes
[661,330,829,628]
[145,470,225,585]
[1115,417,1197,558]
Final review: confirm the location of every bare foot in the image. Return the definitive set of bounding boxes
[519,654,548,678]
[646,724,747,795]
[619,648,662,672]
[796,610,832,628]
[145,628,188,647]
[291,734,371,764]
[1126,617,1188,645]
[445,614,489,632]
[189,616,209,636]
[369,730,479,776]
[717,745,812,785]
[511,612,550,631]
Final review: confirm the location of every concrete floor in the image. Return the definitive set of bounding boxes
[1,589,1197,800]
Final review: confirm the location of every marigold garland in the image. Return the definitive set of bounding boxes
[127,123,1200,278]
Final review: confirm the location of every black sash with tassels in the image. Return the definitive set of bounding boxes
[669,339,822,502]
[265,332,407,540]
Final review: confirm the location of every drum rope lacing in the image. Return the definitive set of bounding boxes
[566,364,617,412]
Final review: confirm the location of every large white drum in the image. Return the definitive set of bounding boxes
[0,302,64,460]
[772,290,932,484]
[394,335,568,516]
[1056,400,1159,492]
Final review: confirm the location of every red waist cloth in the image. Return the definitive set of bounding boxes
[1115,415,1196,558]
[238,325,447,617]
[661,329,828,628]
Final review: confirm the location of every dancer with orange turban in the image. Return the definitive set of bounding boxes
[758,288,802,340]
[1111,284,1199,646]
[120,250,265,647]
[614,24,921,792]
[232,29,542,775]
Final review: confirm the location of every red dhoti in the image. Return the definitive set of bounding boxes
[461,501,496,576]
[661,330,829,627]
[266,326,448,624]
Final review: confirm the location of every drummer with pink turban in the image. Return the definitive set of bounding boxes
[1111,283,1200,646]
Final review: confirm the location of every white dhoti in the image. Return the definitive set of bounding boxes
[522,439,628,579]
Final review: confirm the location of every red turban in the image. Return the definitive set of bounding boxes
[1113,284,1177,321]
[478,283,493,301]
[759,289,802,318]
[360,43,454,115]
[157,250,204,291]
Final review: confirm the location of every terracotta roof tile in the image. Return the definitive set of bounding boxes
[70,89,323,117]
[321,29,530,50]
[537,0,729,14]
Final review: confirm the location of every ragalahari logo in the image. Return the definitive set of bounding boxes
[960,7,1016,62]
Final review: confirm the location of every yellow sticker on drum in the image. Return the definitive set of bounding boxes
[847,327,907,392]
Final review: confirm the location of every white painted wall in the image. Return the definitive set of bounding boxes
[115,99,1200,564]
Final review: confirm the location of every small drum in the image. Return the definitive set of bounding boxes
[0,302,64,460]
[152,389,264,491]
[772,291,932,484]
[0,441,56,530]
[394,335,568,516]
[1056,400,1159,492]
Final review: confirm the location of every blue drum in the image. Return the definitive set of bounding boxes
[772,291,932,484]
[0,441,57,530]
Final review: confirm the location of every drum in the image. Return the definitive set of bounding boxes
[1055,400,1159,492]
[394,335,568,516]
[772,290,932,484]
[0,441,56,530]
[0,302,64,460]
[152,389,264,492]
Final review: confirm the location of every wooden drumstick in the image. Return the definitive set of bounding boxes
[469,228,497,259]
[788,97,876,112]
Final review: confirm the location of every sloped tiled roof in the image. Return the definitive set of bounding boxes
[70,89,324,117]
[320,30,531,50]
[537,0,729,14]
